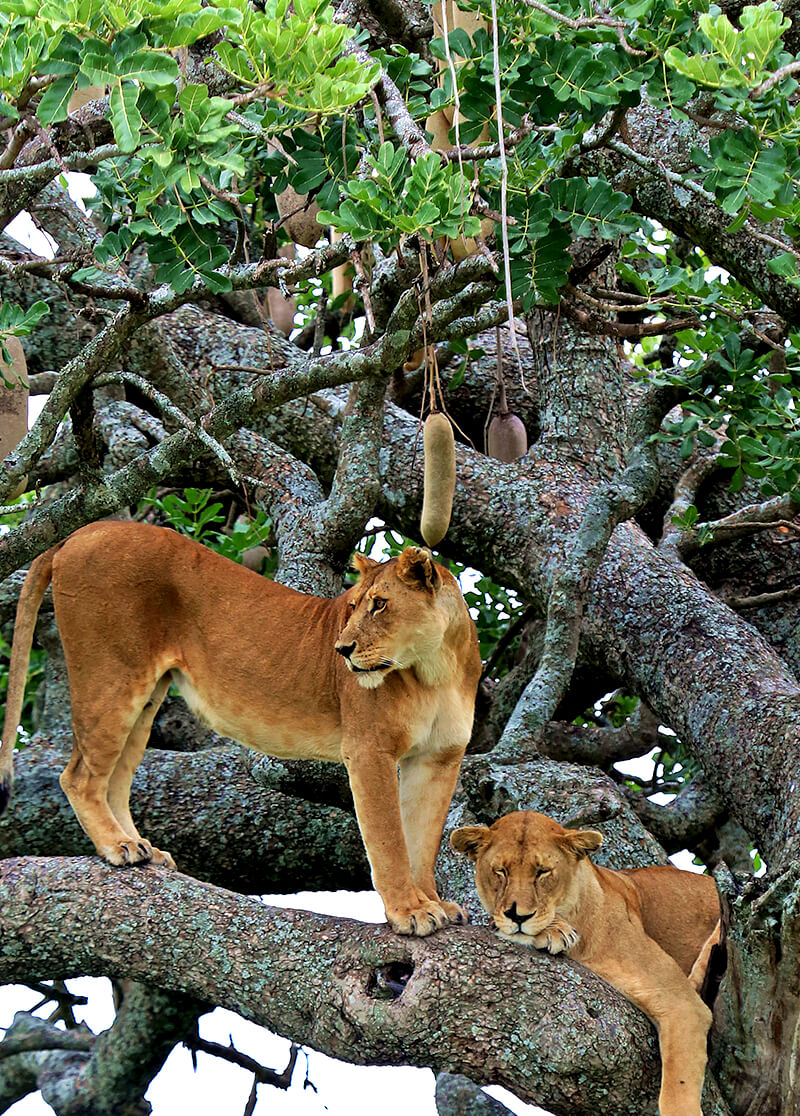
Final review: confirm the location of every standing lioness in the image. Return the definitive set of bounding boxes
[0,522,482,936]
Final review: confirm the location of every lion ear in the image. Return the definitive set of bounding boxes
[450,825,490,861]
[397,547,442,592]
[351,552,380,579]
[559,828,603,859]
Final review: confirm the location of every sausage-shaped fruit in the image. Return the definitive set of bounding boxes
[488,411,528,462]
[420,412,456,547]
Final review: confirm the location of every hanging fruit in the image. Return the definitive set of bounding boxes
[487,381,527,462]
[420,412,456,547]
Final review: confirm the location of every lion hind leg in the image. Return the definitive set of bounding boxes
[60,676,169,868]
[106,674,175,869]
[60,747,151,867]
[688,918,721,993]
[590,938,712,1116]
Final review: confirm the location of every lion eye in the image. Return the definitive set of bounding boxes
[493,867,507,879]
[535,868,551,879]
[371,597,387,613]
[348,600,357,611]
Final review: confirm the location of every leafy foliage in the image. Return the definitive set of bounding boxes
[665,3,790,91]
[317,142,482,247]
[0,302,49,378]
[140,488,278,574]
[0,0,378,293]
[2,0,800,496]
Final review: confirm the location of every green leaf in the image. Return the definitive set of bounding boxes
[550,177,637,238]
[37,74,77,124]
[117,50,180,88]
[767,252,799,278]
[109,81,143,152]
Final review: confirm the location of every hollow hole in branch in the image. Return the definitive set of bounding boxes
[367,961,415,1000]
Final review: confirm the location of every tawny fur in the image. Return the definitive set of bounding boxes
[452,811,721,1116]
[0,522,482,937]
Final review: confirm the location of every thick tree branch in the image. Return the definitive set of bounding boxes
[493,439,660,762]
[435,1074,515,1116]
[622,778,726,855]
[0,737,369,894]
[306,374,387,574]
[0,854,727,1116]
[536,705,664,768]
[65,983,204,1116]
[580,105,800,323]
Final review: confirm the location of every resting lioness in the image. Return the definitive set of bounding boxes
[0,522,481,936]
[451,811,721,1116]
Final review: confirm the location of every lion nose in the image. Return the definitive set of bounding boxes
[335,641,356,659]
[504,902,532,926]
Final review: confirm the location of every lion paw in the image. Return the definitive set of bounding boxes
[439,900,470,926]
[149,846,177,870]
[387,899,450,937]
[533,918,579,954]
[102,839,153,867]
[437,901,468,928]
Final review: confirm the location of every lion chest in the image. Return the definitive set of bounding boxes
[403,682,475,756]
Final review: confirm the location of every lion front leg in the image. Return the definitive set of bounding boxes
[398,747,469,927]
[530,917,579,954]
[344,745,451,936]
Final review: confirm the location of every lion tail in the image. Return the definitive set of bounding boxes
[0,545,59,813]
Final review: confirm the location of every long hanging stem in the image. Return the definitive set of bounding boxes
[490,0,526,389]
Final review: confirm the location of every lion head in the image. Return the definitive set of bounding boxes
[335,547,455,689]
[450,811,603,944]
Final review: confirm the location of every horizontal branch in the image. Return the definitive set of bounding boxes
[0,855,667,1116]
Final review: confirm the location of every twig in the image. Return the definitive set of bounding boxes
[345,43,429,156]
[562,299,700,339]
[439,117,541,163]
[520,0,635,33]
[727,584,800,609]
[184,1035,298,1089]
[606,139,716,203]
[670,491,800,560]
[23,981,89,1012]
[751,60,800,97]
[348,246,375,334]
[94,370,264,490]
[0,143,120,184]
[0,120,34,172]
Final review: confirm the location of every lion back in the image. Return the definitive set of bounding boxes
[620,865,721,976]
